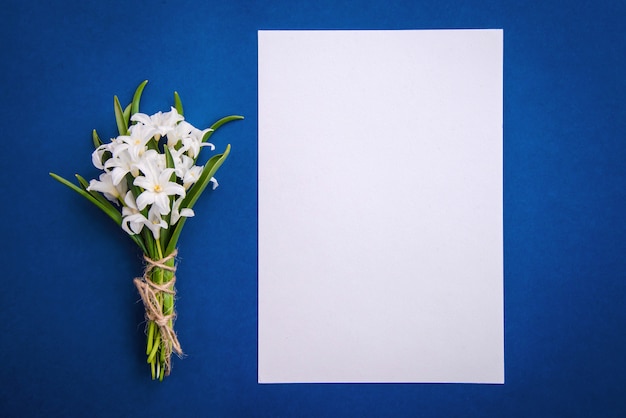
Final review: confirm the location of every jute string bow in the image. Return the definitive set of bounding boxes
[133,249,183,375]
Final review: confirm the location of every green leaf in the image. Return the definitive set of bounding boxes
[164,146,176,171]
[75,173,119,209]
[164,145,231,254]
[125,172,145,215]
[159,147,177,248]
[49,172,122,225]
[114,95,128,136]
[131,236,149,258]
[131,80,148,116]
[92,129,102,148]
[184,144,230,210]
[75,174,90,190]
[123,103,131,127]
[159,220,171,251]
[202,115,244,143]
[165,217,186,256]
[51,172,148,253]
[173,91,183,116]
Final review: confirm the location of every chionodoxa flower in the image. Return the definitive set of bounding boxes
[50,80,243,380]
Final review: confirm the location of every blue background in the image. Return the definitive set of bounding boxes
[2,0,625,417]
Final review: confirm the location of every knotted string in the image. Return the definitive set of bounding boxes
[133,249,182,376]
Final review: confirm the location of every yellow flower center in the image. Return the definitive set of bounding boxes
[154,184,162,193]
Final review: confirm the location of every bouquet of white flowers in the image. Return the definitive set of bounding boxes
[50,81,243,380]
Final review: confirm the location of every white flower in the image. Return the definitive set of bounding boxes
[144,206,168,240]
[184,125,214,159]
[165,120,193,148]
[91,143,109,170]
[87,172,126,204]
[169,150,202,189]
[182,136,212,159]
[166,121,214,159]
[170,196,194,225]
[91,138,123,170]
[120,192,168,239]
[104,148,137,186]
[168,147,189,178]
[184,165,204,190]
[134,156,185,215]
[116,123,158,161]
[121,191,147,235]
[131,107,184,138]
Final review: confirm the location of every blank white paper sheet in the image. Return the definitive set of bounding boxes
[258,29,503,384]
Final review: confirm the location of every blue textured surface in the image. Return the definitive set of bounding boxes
[2,1,626,417]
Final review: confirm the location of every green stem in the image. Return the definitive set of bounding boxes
[159,241,176,369]
[146,321,154,355]
[147,334,160,363]
[143,240,177,380]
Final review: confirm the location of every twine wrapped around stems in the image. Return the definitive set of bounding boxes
[133,249,182,375]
